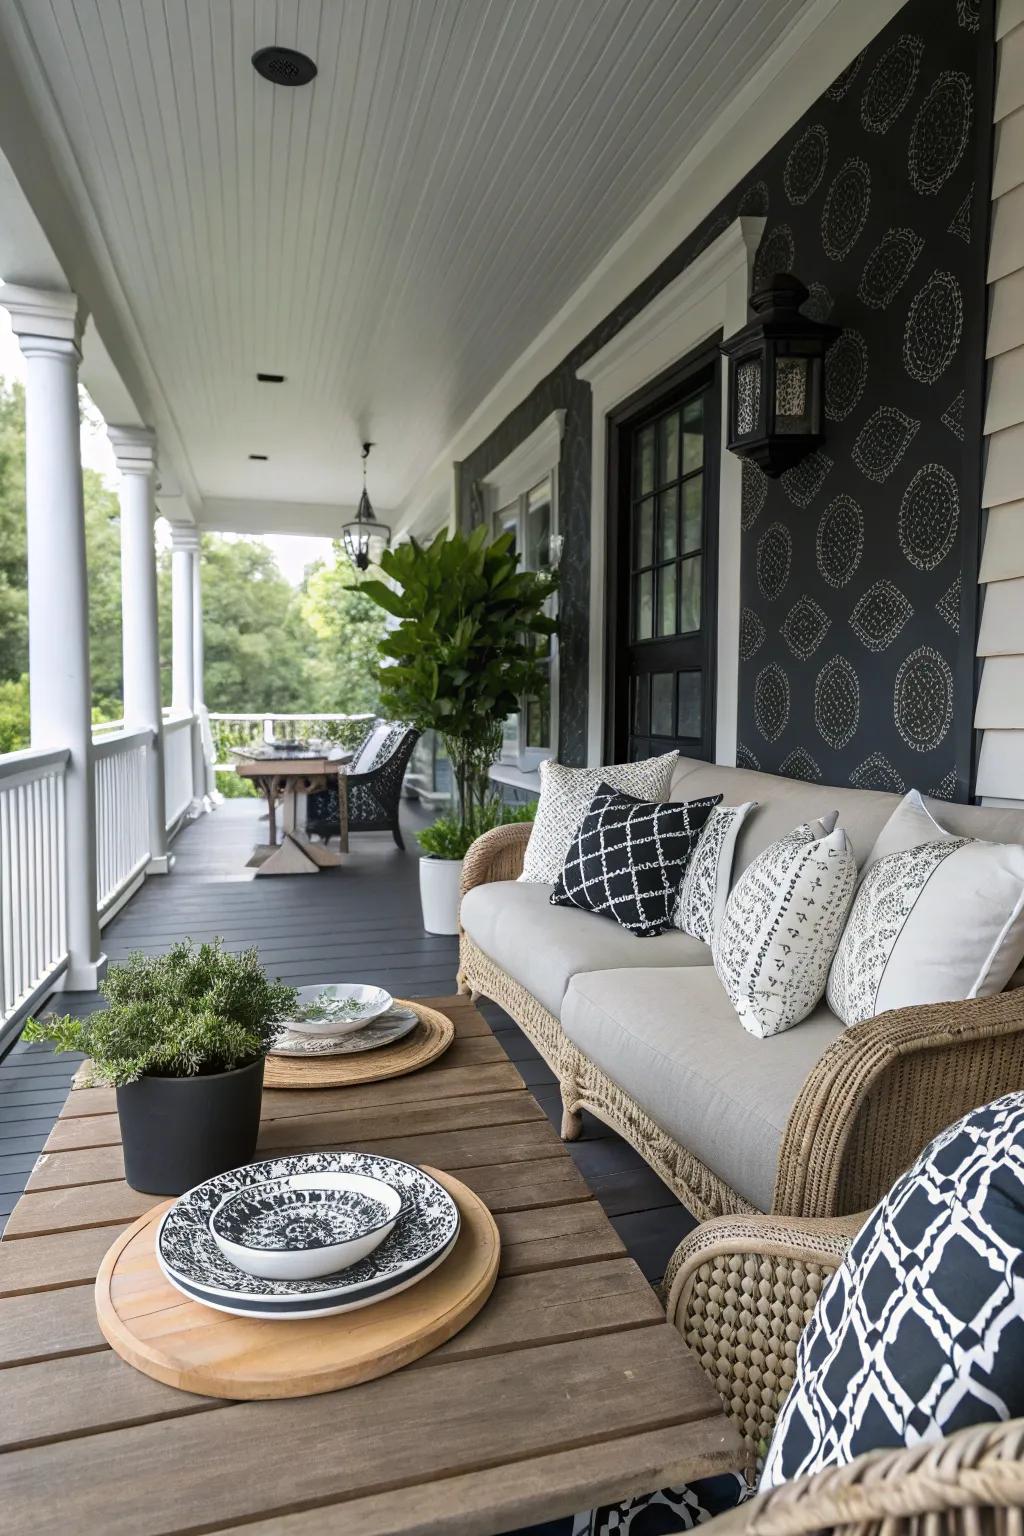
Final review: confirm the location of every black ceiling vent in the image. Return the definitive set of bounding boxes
[252,46,317,87]
[249,453,268,461]
[256,372,285,383]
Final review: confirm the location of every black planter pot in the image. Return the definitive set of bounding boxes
[116,1056,266,1195]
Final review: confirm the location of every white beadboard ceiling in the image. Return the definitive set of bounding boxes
[0,0,814,518]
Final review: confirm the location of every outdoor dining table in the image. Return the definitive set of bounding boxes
[0,993,741,1535]
[232,744,353,875]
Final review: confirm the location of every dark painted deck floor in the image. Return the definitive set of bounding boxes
[0,798,696,1276]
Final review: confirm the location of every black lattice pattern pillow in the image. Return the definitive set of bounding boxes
[550,784,721,936]
[761,1091,1024,1489]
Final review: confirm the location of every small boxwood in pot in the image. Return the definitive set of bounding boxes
[25,941,297,1194]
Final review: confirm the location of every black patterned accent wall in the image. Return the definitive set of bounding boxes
[459,0,992,798]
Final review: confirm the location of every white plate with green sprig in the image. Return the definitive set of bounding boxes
[282,983,393,1037]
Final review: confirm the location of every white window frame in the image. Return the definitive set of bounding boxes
[479,410,564,771]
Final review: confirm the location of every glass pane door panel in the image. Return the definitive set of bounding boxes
[651,673,674,737]
[677,672,702,738]
[525,482,552,569]
[634,573,653,640]
[682,399,704,472]
[632,674,650,736]
[635,498,655,567]
[636,427,655,495]
[659,488,678,560]
[657,563,677,636]
[682,477,702,552]
[681,557,701,633]
[659,413,680,484]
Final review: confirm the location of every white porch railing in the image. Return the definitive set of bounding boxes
[164,714,196,829]
[93,728,152,917]
[0,748,69,1025]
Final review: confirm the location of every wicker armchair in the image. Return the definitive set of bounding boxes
[457,821,1024,1222]
[663,1213,1024,1533]
[306,721,420,850]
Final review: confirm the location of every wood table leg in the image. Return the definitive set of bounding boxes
[338,771,350,855]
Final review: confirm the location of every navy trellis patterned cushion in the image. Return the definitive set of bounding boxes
[550,784,721,936]
[506,1471,752,1535]
[761,1091,1024,1489]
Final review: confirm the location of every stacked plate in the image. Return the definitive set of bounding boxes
[157,1152,461,1319]
[270,983,421,1058]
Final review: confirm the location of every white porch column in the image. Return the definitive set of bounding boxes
[190,541,217,803]
[1,286,105,989]
[169,524,206,816]
[108,426,171,873]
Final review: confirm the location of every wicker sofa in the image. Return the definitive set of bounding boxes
[457,756,1024,1223]
[665,1209,1024,1532]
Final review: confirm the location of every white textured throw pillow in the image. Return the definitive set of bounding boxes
[827,790,1024,1028]
[519,752,678,883]
[715,819,856,1039]
[674,801,758,946]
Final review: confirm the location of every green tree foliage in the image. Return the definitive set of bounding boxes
[362,526,556,829]
[299,549,386,716]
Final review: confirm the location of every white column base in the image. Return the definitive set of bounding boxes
[64,952,109,992]
[187,795,213,819]
[147,853,175,875]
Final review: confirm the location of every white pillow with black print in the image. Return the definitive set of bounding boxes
[761,1092,1024,1490]
[827,790,1024,1027]
[674,801,759,947]
[550,783,721,936]
[714,815,856,1038]
[519,752,678,883]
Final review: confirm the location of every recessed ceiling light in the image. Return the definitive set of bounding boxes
[256,372,286,383]
[249,453,268,461]
[252,46,317,87]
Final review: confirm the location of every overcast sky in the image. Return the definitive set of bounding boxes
[0,308,332,586]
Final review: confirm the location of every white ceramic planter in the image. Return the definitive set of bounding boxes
[419,856,464,935]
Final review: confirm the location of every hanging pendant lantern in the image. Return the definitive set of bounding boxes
[720,273,839,478]
[341,442,391,571]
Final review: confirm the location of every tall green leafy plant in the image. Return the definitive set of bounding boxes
[361,526,556,835]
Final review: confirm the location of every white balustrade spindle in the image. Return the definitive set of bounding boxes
[0,748,68,1029]
[93,729,151,916]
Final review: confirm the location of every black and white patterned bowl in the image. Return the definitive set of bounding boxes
[209,1172,404,1281]
[157,1152,459,1306]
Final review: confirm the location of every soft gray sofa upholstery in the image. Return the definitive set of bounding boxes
[562,967,844,1210]
[459,878,710,1018]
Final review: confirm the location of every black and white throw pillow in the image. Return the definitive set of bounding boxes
[550,785,721,936]
[761,1091,1024,1490]
[674,801,759,947]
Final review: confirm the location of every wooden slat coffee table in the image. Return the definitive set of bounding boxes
[0,996,741,1536]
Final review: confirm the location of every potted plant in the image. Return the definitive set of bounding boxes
[24,940,296,1195]
[362,526,555,932]
[417,802,536,934]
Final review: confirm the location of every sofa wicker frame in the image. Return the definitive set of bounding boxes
[663,1211,1024,1533]
[457,820,1024,1223]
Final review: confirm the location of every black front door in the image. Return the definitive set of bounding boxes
[607,346,721,763]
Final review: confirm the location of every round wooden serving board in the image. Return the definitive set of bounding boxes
[263,999,454,1089]
[94,1168,499,1400]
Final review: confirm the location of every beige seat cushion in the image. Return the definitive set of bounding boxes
[460,880,711,1018]
[562,966,844,1211]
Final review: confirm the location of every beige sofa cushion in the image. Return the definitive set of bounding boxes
[561,966,844,1211]
[460,880,711,1018]
[667,756,1024,876]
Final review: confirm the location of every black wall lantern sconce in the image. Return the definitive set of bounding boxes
[720,273,838,478]
[341,442,392,572]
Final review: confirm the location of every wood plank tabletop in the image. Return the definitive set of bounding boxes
[0,994,740,1536]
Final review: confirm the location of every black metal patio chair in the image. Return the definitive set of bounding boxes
[305,720,420,850]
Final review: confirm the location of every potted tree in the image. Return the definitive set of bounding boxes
[362,525,556,934]
[24,940,296,1194]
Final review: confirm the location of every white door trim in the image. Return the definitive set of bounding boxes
[576,216,764,767]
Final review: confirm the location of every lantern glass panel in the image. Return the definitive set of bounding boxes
[775,355,809,433]
[735,357,762,437]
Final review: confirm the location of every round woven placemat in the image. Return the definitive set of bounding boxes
[94,1167,498,1400]
[263,998,454,1089]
